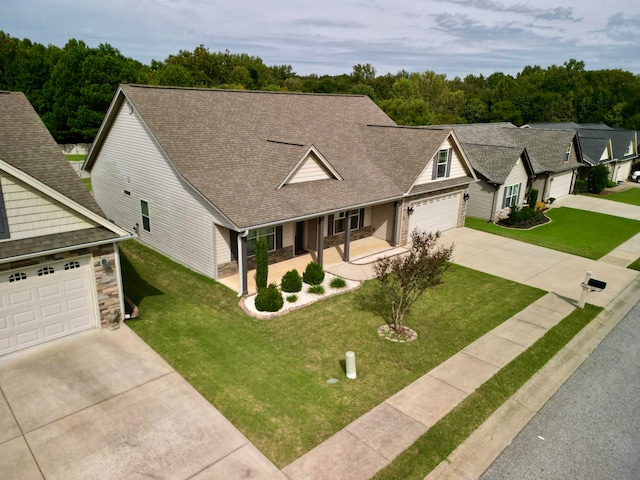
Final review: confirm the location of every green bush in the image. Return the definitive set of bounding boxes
[528,189,538,209]
[255,238,268,291]
[254,283,283,312]
[281,269,302,293]
[329,277,347,289]
[507,206,539,225]
[307,284,325,295]
[588,164,610,193]
[285,294,298,303]
[303,262,325,285]
[573,178,588,194]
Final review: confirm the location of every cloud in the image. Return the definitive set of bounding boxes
[605,12,640,42]
[292,19,366,29]
[434,0,580,22]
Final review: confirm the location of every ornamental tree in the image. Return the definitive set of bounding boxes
[374,229,453,336]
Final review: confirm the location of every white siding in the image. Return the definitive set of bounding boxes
[282,222,294,247]
[1,175,95,241]
[415,137,468,185]
[466,180,495,220]
[215,225,231,265]
[371,203,394,241]
[91,102,227,280]
[287,155,331,184]
[498,158,529,208]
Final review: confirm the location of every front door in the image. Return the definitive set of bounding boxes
[295,221,305,255]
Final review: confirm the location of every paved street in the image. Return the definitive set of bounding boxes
[480,300,640,480]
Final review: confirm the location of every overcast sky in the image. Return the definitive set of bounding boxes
[3,0,639,78]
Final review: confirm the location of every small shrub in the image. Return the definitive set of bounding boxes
[573,178,588,194]
[255,238,268,291]
[535,201,546,212]
[281,269,302,293]
[528,189,538,209]
[329,277,347,289]
[607,179,617,188]
[308,284,325,295]
[303,262,325,285]
[507,206,538,225]
[254,283,283,312]
[588,164,610,193]
[285,294,298,303]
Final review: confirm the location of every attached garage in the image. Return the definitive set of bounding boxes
[548,171,574,200]
[408,193,461,234]
[614,161,632,183]
[0,256,98,356]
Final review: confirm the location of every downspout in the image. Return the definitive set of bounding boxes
[237,230,249,297]
[113,243,126,322]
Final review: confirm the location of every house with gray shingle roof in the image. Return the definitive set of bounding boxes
[524,123,638,183]
[448,123,582,217]
[84,84,477,295]
[0,91,133,357]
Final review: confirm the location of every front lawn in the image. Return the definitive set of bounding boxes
[120,240,545,468]
[628,258,640,271]
[588,188,640,206]
[466,207,640,259]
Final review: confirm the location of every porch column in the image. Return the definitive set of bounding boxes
[391,201,398,246]
[343,211,351,262]
[237,233,248,296]
[317,216,324,266]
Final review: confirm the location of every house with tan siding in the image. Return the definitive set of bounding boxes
[84,85,478,295]
[0,91,133,357]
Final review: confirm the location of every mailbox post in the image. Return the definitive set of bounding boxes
[578,271,607,308]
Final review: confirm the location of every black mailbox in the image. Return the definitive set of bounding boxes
[587,278,607,290]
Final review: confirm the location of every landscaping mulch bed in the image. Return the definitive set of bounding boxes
[497,213,550,230]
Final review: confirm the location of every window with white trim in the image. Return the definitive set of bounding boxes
[140,200,151,232]
[64,261,81,270]
[37,266,55,276]
[564,143,572,163]
[247,227,276,257]
[334,210,360,234]
[503,183,520,208]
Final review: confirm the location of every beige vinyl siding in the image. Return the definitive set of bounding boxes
[1,175,95,241]
[282,222,294,247]
[371,203,394,241]
[415,138,467,185]
[215,224,231,265]
[90,101,227,280]
[466,179,496,220]
[532,176,547,200]
[497,158,529,208]
[287,156,331,184]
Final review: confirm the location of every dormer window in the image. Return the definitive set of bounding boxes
[564,143,572,163]
[433,149,452,179]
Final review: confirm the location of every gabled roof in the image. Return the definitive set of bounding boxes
[0,91,132,262]
[87,85,474,229]
[448,123,579,174]
[0,91,104,216]
[578,136,611,165]
[461,144,529,184]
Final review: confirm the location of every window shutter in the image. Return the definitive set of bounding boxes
[359,208,365,228]
[445,149,452,177]
[502,190,508,209]
[230,230,238,261]
[431,155,438,180]
[328,214,334,235]
[276,226,283,249]
[0,183,9,240]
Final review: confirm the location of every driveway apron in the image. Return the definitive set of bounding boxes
[0,326,284,480]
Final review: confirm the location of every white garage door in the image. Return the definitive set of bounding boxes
[0,256,98,356]
[548,172,573,200]
[615,161,632,183]
[409,193,460,235]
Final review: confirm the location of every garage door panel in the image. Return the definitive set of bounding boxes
[549,172,572,199]
[0,256,98,356]
[409,193,460,234]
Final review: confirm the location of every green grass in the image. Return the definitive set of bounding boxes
[373,303,602,480]
[120,240,545,467]
[587,188,640,206]
[65,154,86,162]
[628,258,640,271]
[81,178,92,191]
[466,207,640,259]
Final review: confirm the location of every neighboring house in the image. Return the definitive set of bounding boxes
[447,123,581,219]
[524,123,639,183]
[84,84,477,295]
[0,91,133,357]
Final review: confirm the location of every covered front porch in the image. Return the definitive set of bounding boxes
[218,236,401,295]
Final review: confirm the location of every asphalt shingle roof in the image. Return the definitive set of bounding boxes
[0,91,104,217]
[460,144,526,184]
[93,85,473,229]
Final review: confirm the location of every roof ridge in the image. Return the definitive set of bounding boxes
[124,83,368,98]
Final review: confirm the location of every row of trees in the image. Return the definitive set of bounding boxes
[2,31,640,143]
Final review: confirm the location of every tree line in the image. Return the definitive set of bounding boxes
[2,31,639,144]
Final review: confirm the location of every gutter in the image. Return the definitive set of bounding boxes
[0,233,136,265]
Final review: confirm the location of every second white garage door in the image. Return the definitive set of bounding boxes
[0,256,98,357]
[548,171,573,200]
[408,193,461,235]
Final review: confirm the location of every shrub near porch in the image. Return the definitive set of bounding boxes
[120,241,544,468]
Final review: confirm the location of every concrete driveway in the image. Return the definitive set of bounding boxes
[0,326,284,480]
[440,227,639,307]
